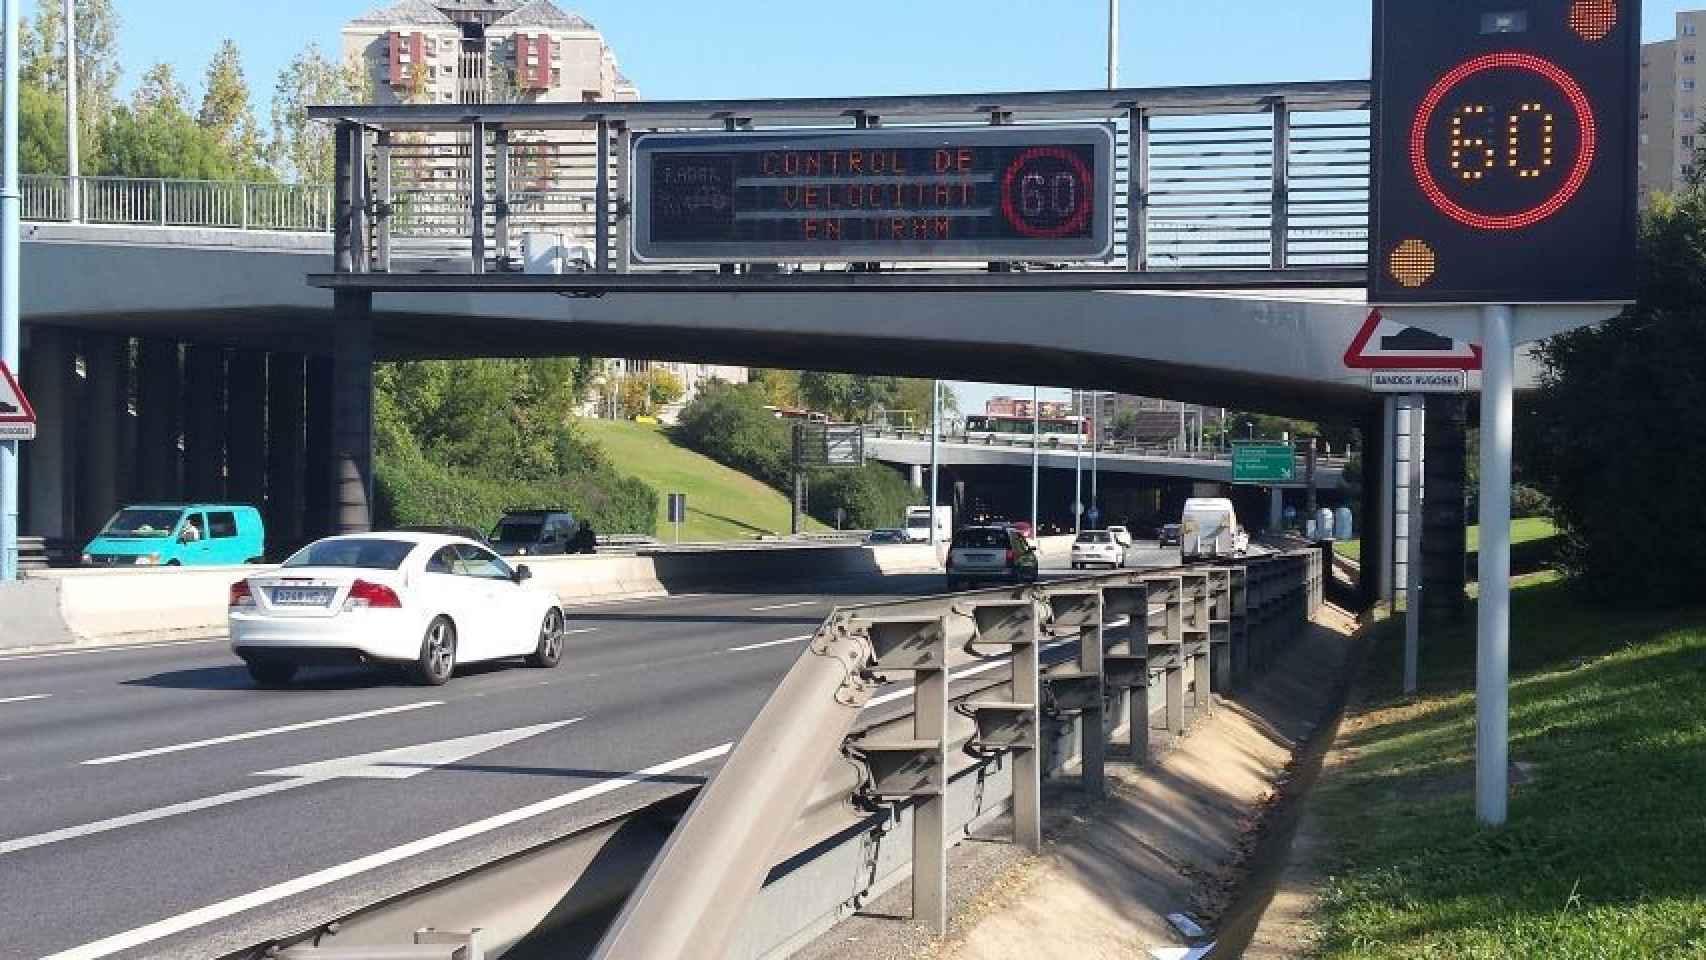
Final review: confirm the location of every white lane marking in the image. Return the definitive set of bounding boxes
[5,720,582,857]
[0,779,314,856]
[749,600,821,611]
[81,701,443,766]
[0,694,52,704]
[727,634,813,653]
[42,742,735,960]
[561,628,600,636]
[0,638,221,663]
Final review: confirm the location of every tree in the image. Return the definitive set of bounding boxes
[749,369,802,409]
[674,382,792,489]
[22,0,121,160]
[647,369,685,410]
[132,62,188,115]
[1524,185,1706,605]
[799,372,899,422]
[891,378,957,429]
[270,42,368,183]
[19,80,66,174]
[198,39,266,175]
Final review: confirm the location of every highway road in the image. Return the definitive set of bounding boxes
[0,544,1181,960]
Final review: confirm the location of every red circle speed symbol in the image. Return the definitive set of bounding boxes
[1000,146,1094,239]
[1409,52,1597,231]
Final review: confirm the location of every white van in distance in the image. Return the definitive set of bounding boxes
[1180,498,1247,560]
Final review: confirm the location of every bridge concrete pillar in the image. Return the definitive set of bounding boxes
[21,326,74,540]
[267,353,306,556]
[76,334,129,541]
[225,350,268,513]
[1359,401,1387,612]
[304,356,333,542]
[909,463,923,490]
[1422,395,1469,626]
[183,345,227,503]
[134,339,181,503]
[332,291,374,534]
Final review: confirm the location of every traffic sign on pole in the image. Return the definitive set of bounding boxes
[1344,309,1481,370]
[0,360,34,441]
[1232,442,1296,484]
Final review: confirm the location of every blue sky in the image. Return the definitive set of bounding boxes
[99,0,1694,410]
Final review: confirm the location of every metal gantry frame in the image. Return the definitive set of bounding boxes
[308,81,1371,291]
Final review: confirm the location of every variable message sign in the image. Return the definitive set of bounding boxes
[633,126,1115,263]
[1369,0,1638,303]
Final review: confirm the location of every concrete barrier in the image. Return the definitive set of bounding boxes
[1,544,942,654]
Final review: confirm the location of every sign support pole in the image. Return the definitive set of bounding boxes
[929,380,940,551]
[1475,304,1515,826]
[1029,386,1039,537]
[1,0,20,582]
[1404,393,1424,695]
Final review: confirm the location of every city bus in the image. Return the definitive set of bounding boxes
[963,414,1089,445]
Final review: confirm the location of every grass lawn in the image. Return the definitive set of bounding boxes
[1334,517,1558,564]
[579,419,826,542]
[1310,573,1706,958]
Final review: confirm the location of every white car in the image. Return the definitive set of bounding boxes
[229,533,566,687]
[1106,525,1134,548]
[1071,530,1125,570]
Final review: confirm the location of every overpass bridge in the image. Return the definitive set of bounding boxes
[11,79,1547,603]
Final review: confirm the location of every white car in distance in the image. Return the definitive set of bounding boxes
[1070,530,1125,570]
[230,533,566,687]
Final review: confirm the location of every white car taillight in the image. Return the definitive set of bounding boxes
[229,580,254,608]
[344,579,402,611]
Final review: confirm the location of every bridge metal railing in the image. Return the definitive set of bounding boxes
[23,175,337,232]
[865,426,1353,469]
[252,546,1322,960]
[305,82,1371,282]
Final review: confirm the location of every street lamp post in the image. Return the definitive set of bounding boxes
[1029,385,1039,536]
[64,0,78,223]
[1,0,20,581]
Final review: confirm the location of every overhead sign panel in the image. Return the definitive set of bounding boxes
[1369,0,1638,304]
[632,126,1115,263]
[1232,442,1296,484]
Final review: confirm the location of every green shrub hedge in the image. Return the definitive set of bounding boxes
[806,463,919,530]
[374,448,657,537]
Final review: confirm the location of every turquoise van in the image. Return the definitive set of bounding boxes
[82,504,266,567]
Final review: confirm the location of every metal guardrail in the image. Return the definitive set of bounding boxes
[865,427,1353,469]
[243,546,1322,959]
[23,175,336,232]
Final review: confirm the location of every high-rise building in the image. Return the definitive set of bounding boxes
[1638,10,1706,204]
[343,0,637,107]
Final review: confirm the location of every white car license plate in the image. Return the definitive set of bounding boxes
[272,587,333,606]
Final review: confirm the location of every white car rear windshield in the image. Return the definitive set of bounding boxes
[283,539,415,570]
[1076,532,1112,544]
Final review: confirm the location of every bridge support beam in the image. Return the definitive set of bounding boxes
[135,339,181,503]
[183,345,226,503]
[77,333,127,541]
[267,353,306,556]
[1422,395,1469,627]
[304,356,333,542]
[226,350,267,514]
[21,326,73,539]
[332,290,374,534]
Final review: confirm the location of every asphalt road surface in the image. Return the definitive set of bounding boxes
[0,544,1179,960]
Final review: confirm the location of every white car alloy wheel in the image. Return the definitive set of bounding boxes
[529,608,566,668]
[416,616,458,686]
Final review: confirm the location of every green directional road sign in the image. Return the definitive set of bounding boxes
[1232,442,1296,484]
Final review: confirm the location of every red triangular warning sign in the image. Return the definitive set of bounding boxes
[0,361,38,441]
[1343,309,1482,371]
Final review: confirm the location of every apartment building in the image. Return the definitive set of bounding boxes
[1638,10,1706,203]
[343,0,637,107]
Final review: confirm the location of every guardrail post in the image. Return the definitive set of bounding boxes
[1182,572,1213,714]
[157,177,167,226]
[1229,566,1249,686]
[1045,589,1106,797]
[1208,568,1234,692]
[968,600,1042,851]
[1157,576,1186,735]
[1101,580,1152,765]
[850,616,951,935]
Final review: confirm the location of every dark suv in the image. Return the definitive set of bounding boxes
[490,509,591,557]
